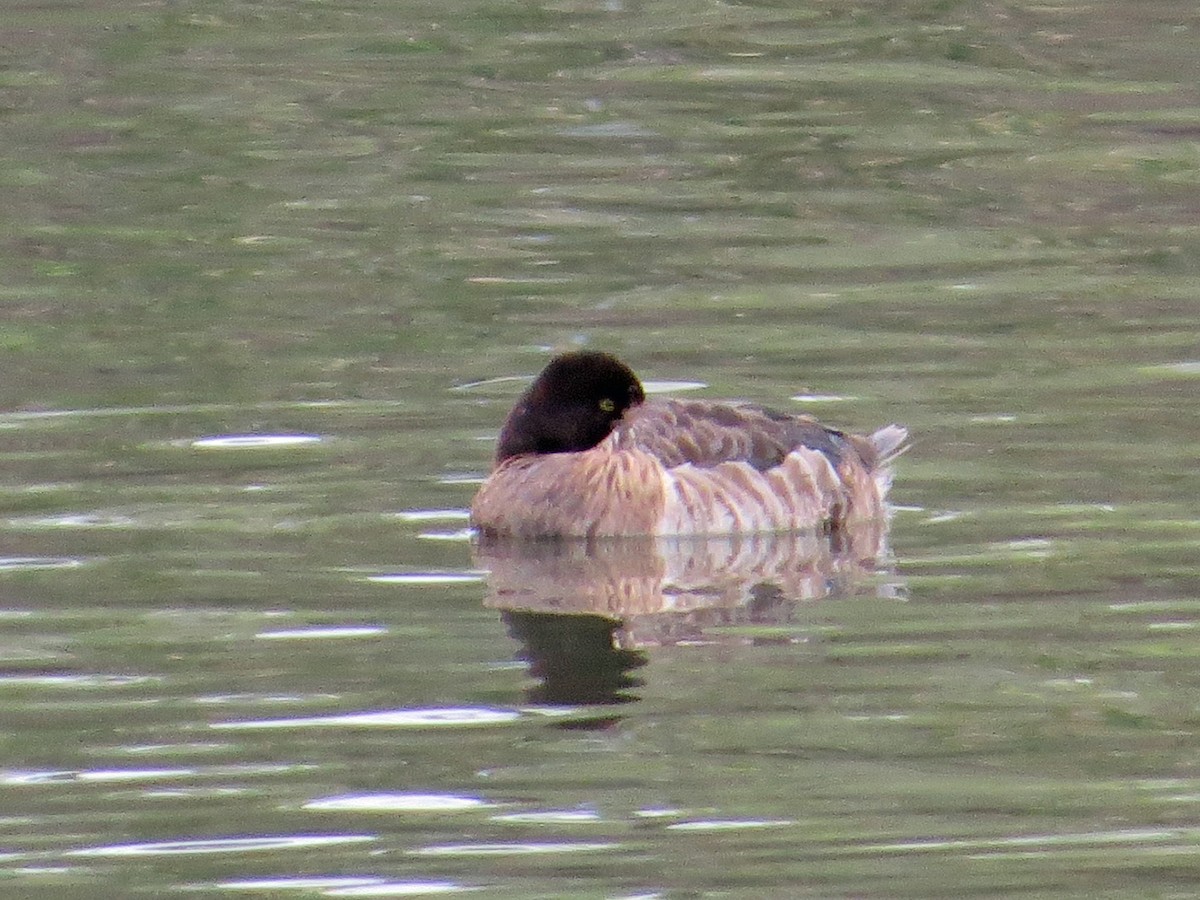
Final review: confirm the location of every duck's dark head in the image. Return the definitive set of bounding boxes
[494,351,646,464]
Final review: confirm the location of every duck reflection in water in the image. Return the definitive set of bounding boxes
[477,519,899,707]
[500,610,646,708]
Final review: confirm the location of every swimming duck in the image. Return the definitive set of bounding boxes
[470,351,907,539]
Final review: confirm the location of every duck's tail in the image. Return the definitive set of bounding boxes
[868,424,909,500]
[870,424,909,468]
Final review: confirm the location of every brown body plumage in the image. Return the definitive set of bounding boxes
[471,352,907,539]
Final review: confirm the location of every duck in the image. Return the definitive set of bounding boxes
[470,351,907,539]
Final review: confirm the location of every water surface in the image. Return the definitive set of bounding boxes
[2,0,1198,896]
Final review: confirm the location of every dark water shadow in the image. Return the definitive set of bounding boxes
[477,520,900,709]
[500,610,646,709]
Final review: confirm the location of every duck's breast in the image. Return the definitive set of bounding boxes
[471,446,666,539]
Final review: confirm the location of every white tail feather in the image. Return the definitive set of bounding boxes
[868,424,909,501]
[870,424,909,467]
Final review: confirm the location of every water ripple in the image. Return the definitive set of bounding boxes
[190,434,323,449]
[791,393,857,403]
[304,793,492,812]
[222,878,473,895]
[67,833,376,857]
[3,762,314,785]
[410,841,619,857]
[393,509,471,522]
[642,380,706,394]
[666,819,795,832]
[365,572,484,585]
[255,626,388,640]
[416,529,474,542]
[0,400,393,425]
[326,883,476,896]
[862,826,1200,855]
[435,474,485,486]
[490,810,601,824]
[0,556,89,571]
[222,877,386,891]
[12,513,136,529]
[211,707,528,731]
[0,673,157,688]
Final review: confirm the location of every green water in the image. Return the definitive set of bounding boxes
[2,0,1198,896]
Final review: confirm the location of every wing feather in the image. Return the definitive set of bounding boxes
[612,399,856,471]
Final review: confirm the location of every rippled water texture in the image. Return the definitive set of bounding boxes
[1,0,1198,896]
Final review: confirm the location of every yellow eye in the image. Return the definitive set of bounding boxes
[598,398,616,413]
